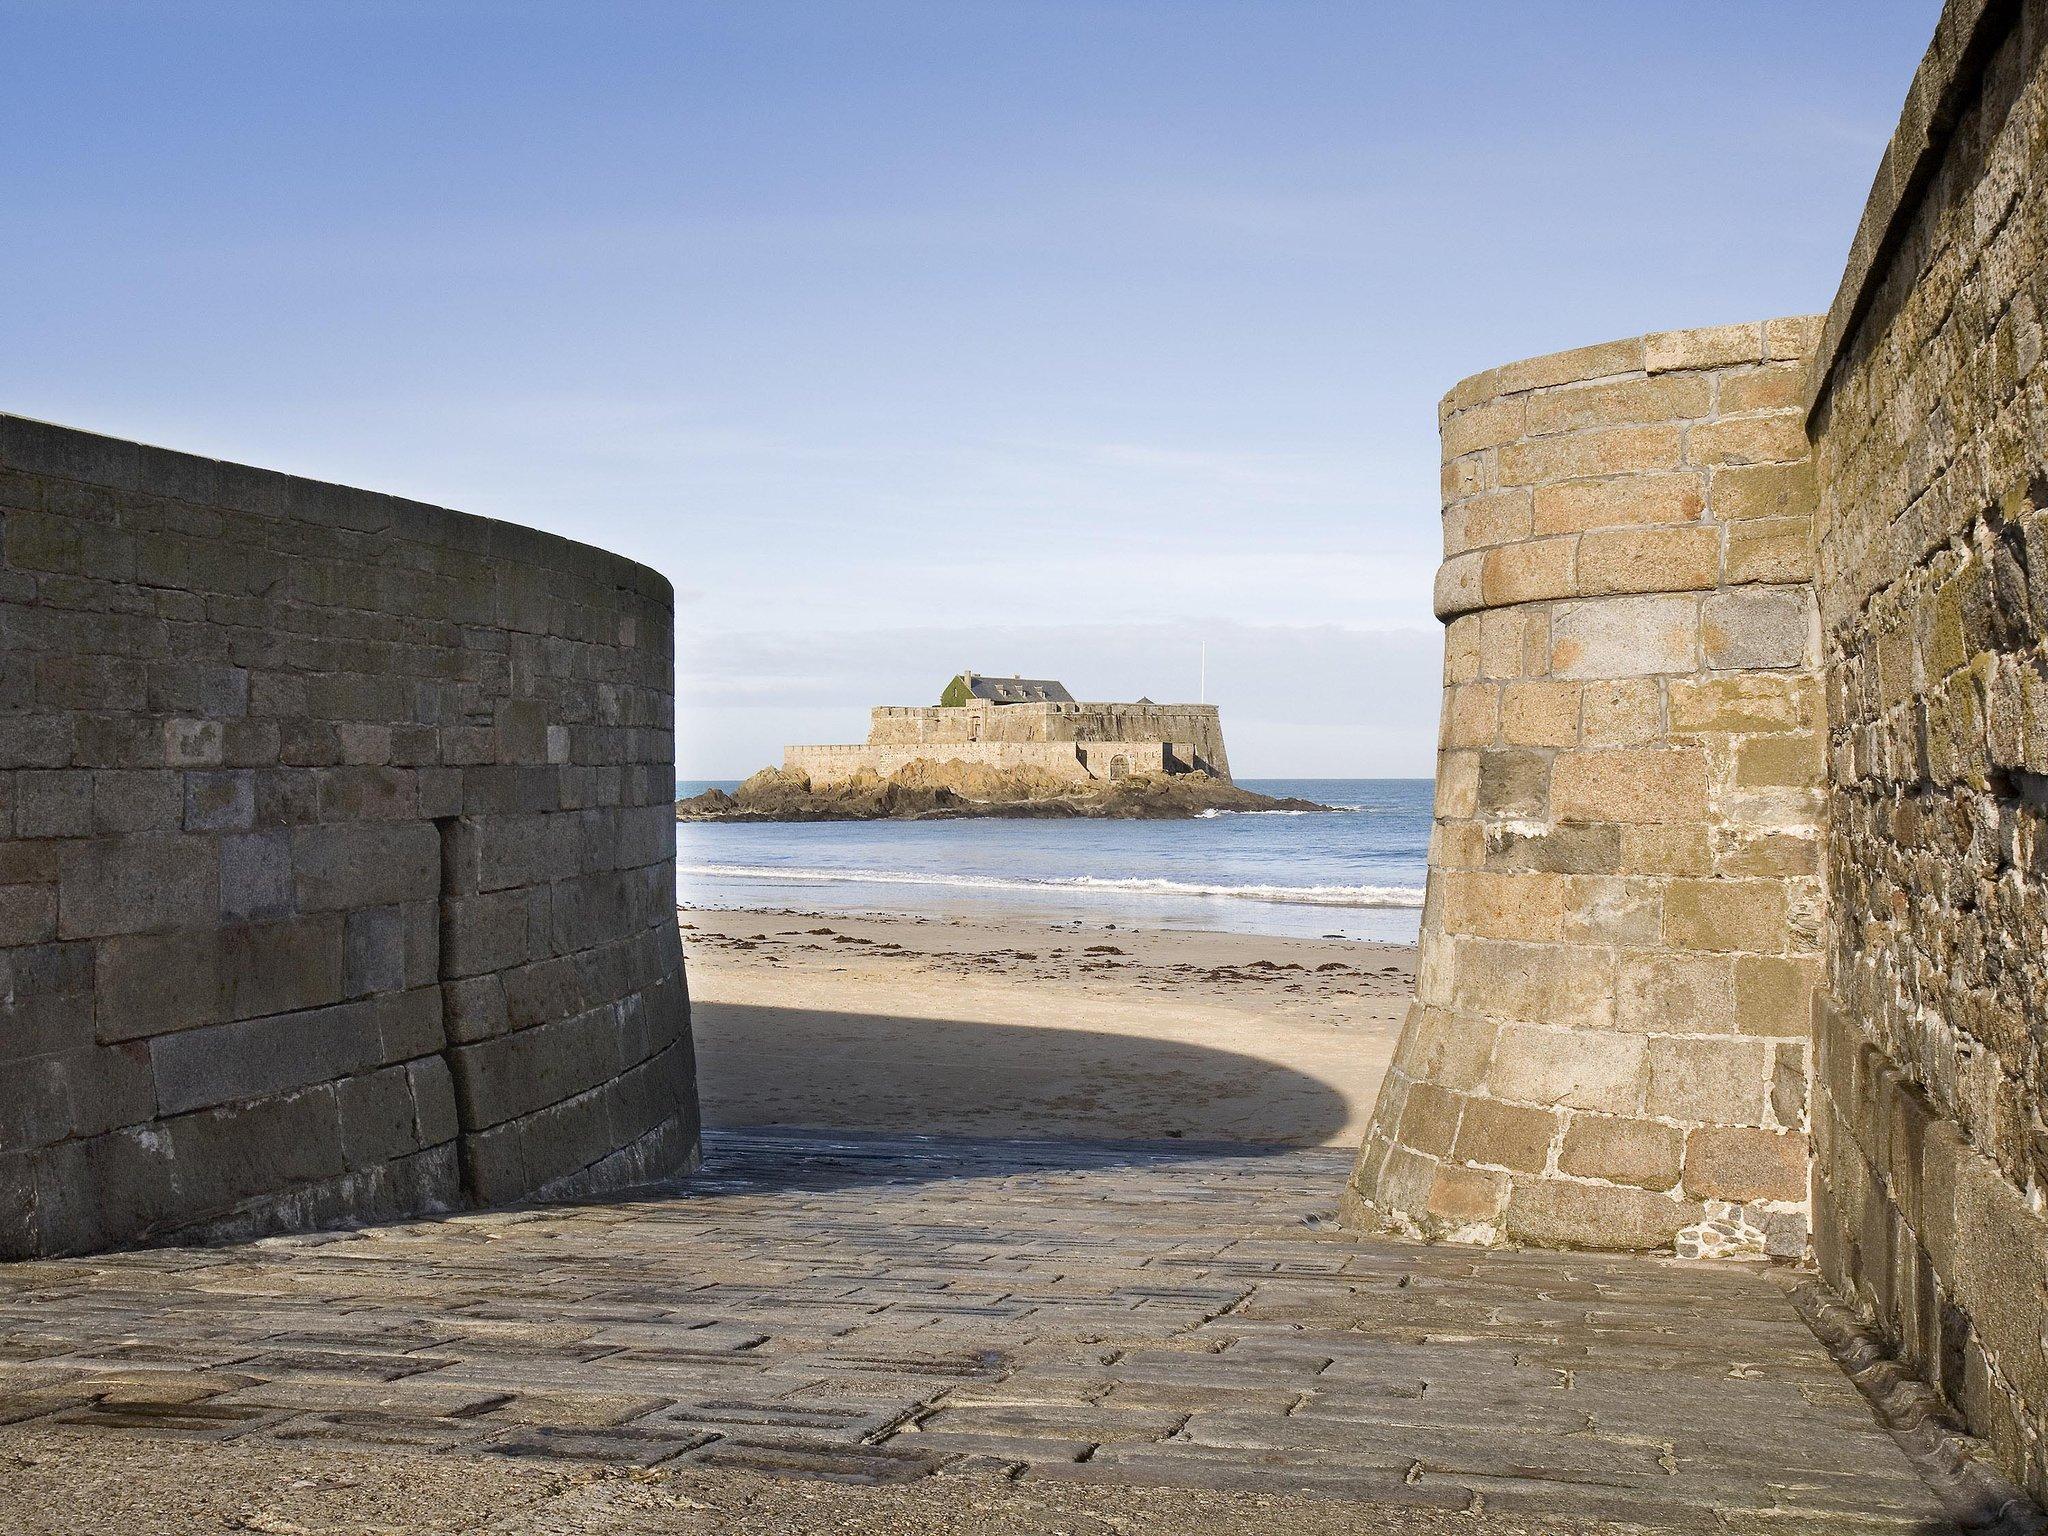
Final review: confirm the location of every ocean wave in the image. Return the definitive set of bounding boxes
[678,862,1426,910]
[1195,805,1379,818]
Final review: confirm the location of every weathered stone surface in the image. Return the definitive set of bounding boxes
[151,1003,383,1116]
[1580,678,1664,745]
[1351,318,1823,1255]
[1575,524,1720,595]
[1661,879,1788,954]
[1682,1126,1807,1203]
[1645,321,1764,374]
[1701,586,1813,670]
[1643,1037,1771,1126]
[1501,1176,1699,1250]
[1802,0,2048,1502]
[290,823,439,913]
[1496,680,1579,747]
[1616,952,1734,1035]
[1484,1025,1644,1115]
[0,415,696,1258]
[1532,471,1705,534]
[1559,1114,1682,1191]
[0,1130,1966,1533]
[1733,954,1815,1038]
[1448,1095,1557,1172]
[1550,747,1708,824]
[1497,423,1685,489]
[58,834,220,939]
[1711,460,1813,523]
[1549,595,1699,679]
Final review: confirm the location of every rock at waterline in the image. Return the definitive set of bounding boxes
[677,763,1330,822]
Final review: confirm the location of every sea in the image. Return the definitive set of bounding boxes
[674,777,1432,945]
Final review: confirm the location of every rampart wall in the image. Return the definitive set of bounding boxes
[783,739,1177,787]
[867,701,1228,777]
[1347,0,2048,1499]
[1344,319,1826,1257]
[0,414,697,1258]
[1805,0,2048,1499]
[787,700,1229,786]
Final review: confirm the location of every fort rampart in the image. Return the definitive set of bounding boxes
[0,414,697,1258]
[786,700,1229,786]
[785,739,1181,786]
[1350,0,2048,1499]
[1805,0,2048,1496]
[1344,319,1826,1258]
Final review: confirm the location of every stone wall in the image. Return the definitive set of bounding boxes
[784,738,1177,787]
[787,699,1230,786]
[1343,319,1827,1255]
[1805,0,2048,1499]
[866,701,1228,776]
[0,413,697,1258]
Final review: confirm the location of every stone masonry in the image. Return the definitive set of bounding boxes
[0,1130,1970,1534]
[1349,0,2048,1506]
[1345,320,1827,1259]
[8,0,2048,1516]
[786,698,1230,787]
[0,414,698,1258]
[1807,0,2048,1505]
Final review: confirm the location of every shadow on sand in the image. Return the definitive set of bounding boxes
[682,1001,1357,1193]
[675,1123,1355,1203]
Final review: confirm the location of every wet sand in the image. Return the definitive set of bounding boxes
[682,907,1416,1147]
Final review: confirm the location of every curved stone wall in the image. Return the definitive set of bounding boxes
[0,413,696,1258]
[1343,320,1826,1254]
[1805,0,2048,1496]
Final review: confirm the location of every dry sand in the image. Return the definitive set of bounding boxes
[682,906,1416,1147]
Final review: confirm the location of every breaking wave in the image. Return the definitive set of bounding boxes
[678,862,1425,910]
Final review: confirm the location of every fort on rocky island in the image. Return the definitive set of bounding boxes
[782,671,1232,787]
[5,0,2048,1511]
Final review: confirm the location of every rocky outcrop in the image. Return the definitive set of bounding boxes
[678,762,1326,821]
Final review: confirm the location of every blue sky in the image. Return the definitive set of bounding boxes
[3,2,1940,775]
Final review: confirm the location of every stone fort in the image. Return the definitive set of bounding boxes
[782,670,1232,786]
[2,0,2048,1508]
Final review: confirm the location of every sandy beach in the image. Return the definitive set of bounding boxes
[682,906,1416,1147]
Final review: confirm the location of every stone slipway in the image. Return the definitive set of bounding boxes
[0,1128,2000,1534]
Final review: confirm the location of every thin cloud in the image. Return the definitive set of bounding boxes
[675,618,1439,778]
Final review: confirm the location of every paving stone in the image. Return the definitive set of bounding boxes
[687,1436,951,1485]
[49,1399,292,1441]
[479,1423,712,1466]
[261,1408,488,1450]
[0,1128,1971,1531]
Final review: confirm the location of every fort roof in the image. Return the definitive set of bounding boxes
[944,671,1074,705]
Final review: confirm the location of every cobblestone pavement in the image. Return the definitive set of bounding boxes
[0,1129,1976,1533]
